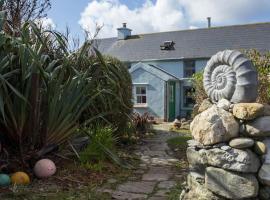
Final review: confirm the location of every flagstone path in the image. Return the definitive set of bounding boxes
[101,129,188,200]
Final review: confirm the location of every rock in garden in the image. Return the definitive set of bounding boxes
[263,104,270,116]
[245,116,270,137]
[186,147,207,172]
[187,140,211,149]
[217,98,231,111]
[259,186,270,200]
[184,171,225,200]
[187,146,260,173]
[229,138,254,149]
[198,99,212,113]
[233,103,264,120]
[262,139,270,163]
[172,118,181,128]
[190,105,239,145]
[206,167,259,199]
[259,164,270,186]
[254,141,267,155]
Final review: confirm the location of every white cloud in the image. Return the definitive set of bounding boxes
[79,0,270,38]
[35,17,56,30]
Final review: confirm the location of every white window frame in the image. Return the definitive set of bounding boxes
[133,84,148,107]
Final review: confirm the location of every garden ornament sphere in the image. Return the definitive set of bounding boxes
[0,174,11,187]
[11,172,30,185]
[203,50,258,103]
[34,159,56,178]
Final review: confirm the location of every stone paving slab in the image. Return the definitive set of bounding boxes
[111,191,148,200]
[158,180,177,189]
[100,130,188,199]
[142,173,171,181]
[117,181,156,194]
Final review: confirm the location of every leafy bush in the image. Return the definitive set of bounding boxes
[79,126,118,163]
[0,13,131,168]
[245,49,270,104]
[132,112,151,134]
[191,71,207,107]
[80,55,133,133]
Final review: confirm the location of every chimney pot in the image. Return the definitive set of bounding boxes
[207,17,211,28]
[117,23,132,40]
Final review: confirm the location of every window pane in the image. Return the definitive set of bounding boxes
[142,95,147,103]
[184,87,195,107]
[184,60,195,77]
[141,87,146,94]
[136,96,142,103]
[136,86,146,94]
[136,87,141,94]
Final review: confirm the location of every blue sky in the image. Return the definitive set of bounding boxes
[47,0,270,40]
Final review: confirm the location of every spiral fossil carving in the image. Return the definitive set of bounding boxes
[203,50,258,103]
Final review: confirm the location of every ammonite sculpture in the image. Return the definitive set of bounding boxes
[203,50,258,103]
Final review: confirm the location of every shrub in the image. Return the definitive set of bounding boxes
[0,15,130,168]
[132,112,151,134]
[245,49,270,104]
[79,126,117,163]
[79,55,133,135]
[191,71,207,107]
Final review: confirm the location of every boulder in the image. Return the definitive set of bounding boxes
[186,146,260,173]
[263,104,270,116]
[229,138,254,149]
[184,171,225,200]
[217,98,231,111]
[198,99,213,113]
[173,118,181,128]
[180,121,190,130]
[206,167,259,199]
[262,139,270,163]
[259,186,270,200]
[245,116,270,137]
[259,164,270,186]
[191,105,239,145]
[232,103,264,120]
[254,141,267,155]
[186,147,207,172]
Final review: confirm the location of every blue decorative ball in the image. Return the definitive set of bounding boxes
[0,174,11,187]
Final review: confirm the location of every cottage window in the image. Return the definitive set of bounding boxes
[135,86,147,104]
[183,86,195,108]
[184,60,195,77]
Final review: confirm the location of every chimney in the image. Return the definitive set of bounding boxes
[117,23,132,40]
[207,17,211,28]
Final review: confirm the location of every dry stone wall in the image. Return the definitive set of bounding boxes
[182,50,270,200]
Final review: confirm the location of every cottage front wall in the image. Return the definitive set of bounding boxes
[131,68,166,120]
[141,60,183,79]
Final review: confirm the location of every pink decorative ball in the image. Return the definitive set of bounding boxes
[34,159,56,178]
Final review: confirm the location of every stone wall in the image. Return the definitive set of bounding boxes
[181,100,270,200]
[181,50,270,200]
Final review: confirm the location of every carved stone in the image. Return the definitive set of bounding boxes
[203,50,258,103]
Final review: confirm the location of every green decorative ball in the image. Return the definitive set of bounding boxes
[0,174,11,187]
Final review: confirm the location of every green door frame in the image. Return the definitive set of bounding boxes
[168,81,176,121]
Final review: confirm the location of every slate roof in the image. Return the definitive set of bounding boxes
[95,22,270,62]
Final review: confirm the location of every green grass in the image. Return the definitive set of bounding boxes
[1,187,112,200]
[169,127,191,134]
[167,135,192,149]
[168,182,184,200]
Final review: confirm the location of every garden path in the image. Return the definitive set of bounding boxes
[100,127,188,200]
